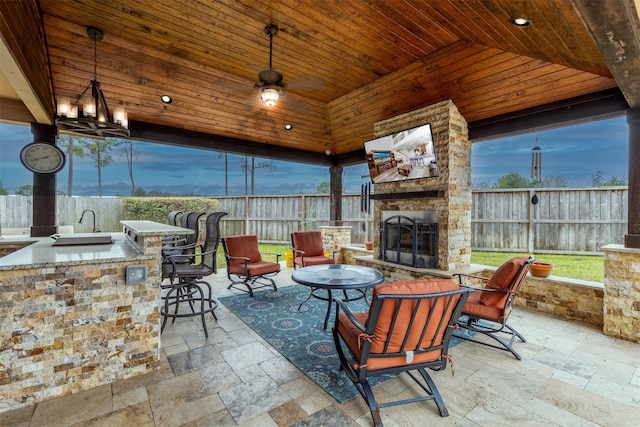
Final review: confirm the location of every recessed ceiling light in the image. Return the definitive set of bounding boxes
[325,149,331,156]
[284,124,293,130]
[510,17,531,27]
[160,95,173,104]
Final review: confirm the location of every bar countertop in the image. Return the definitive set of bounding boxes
[0,233,150,270]
[120,220,193,236]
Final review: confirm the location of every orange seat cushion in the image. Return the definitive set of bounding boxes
[462,291,507,322]
[292,231,325,257]
[480,257,527,306]
[294,255,335,267]
[235,260,280,277]
[337,279,462,371]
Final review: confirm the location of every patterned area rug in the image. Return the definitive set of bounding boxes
[218,284,467,403]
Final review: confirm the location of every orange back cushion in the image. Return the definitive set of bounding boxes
[224,235,262,266]
[292,231,324,256]
[480,256,527,306]
[369,279,461,354]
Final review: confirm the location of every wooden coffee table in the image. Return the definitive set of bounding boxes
[292,264,385,329]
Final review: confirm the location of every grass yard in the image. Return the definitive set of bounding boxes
[214,244,604,283]
[471,251,604,283]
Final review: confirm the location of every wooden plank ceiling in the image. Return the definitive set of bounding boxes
[3,0,622,160]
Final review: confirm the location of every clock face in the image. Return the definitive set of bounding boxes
[20,142,66,174]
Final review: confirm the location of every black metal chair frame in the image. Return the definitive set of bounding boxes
[160,212,227,337]
[332,286,471,426]
[452,255,534,360]
[221,236,280,297]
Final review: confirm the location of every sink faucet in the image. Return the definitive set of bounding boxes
[79,209,101,233]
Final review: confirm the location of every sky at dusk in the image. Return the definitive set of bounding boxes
[0,115,629,196]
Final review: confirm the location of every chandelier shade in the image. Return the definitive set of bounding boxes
[55,27,130,138]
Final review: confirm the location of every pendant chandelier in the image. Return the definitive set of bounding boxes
[55,27,130,138]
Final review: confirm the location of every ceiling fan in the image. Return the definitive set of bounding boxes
[256,24,285,107]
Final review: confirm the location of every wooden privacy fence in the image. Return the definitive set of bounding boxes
[0,187,628,253]
[472,187,628,253]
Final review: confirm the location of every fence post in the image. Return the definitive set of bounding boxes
[528,189,535,253]
[300,195,306,231]
[244,196,249,234]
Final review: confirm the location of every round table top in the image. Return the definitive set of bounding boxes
[292,264,384,290]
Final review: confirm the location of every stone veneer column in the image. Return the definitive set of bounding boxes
[320,226,352,264]
[372,100,471,270]
[602,244,640,342]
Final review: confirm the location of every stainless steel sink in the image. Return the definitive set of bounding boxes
[51,233,113,246]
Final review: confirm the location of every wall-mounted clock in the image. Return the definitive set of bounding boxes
[19,142,66,174]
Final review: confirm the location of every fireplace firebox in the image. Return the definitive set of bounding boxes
[380,211,438,268]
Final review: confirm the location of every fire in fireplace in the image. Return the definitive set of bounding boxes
[380,211,438,268]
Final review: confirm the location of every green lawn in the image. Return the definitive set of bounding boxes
[215,244,604,283]
[471,251,604,283]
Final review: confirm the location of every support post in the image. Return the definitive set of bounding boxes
[30,123,58,237]
[626,108,640,248]
[329,165,343,226]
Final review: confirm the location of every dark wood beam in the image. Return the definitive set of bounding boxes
[626,107,640,248]
[468,88,629,142]
[128,120,333,167]
[30,123,57,237]
[572,0,640,108]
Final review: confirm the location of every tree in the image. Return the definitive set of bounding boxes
[492,172,537,189]
[57,134,86,197]
[116,139,136,196]
[542,175,568,188]
[15,185,33,196]
[132,187,146,197]
[239,157,277,195]
[591,170,627,187]
[80,138,117,197]
[0,180,7,195]
[316,182,330,194]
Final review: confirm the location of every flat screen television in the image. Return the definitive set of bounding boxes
[364,123,438,184]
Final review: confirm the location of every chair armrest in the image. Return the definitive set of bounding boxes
[332,297,366,332]
[225,255,250,263]
[323,248,337,259]
[260,251,281,263]
[292,248,305,256]
[163,246,211,264]
[452,272,490,285]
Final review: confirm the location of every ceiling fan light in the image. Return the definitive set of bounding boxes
[260,86,281,106]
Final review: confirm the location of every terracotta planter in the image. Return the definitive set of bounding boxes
[364,241,374,251]
[530,262,553,278]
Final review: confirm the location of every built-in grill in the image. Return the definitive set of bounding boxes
[380,212,438,268]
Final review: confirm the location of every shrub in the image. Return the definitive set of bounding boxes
[122,197,220,223]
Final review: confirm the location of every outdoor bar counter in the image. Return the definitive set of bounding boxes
[0,221,190,412]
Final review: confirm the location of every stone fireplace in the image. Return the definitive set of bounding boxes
[380,210,438,268]
[368,100,471,271]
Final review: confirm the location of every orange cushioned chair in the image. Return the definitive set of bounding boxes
[333,279,471,427]
[452,255,534,360]
[222,235,280,297]
[291,230,336,269]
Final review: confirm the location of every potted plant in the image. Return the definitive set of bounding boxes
[364,241,374,250]
[530,261,553,278]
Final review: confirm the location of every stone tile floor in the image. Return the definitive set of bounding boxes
[2,268,640,427]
